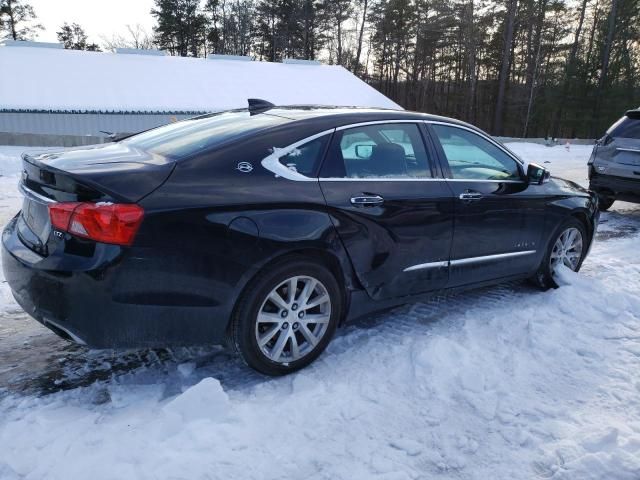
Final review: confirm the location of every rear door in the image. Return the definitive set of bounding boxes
[319,121,454,300]
[427,122,545,287]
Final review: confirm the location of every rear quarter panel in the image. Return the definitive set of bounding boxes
[135,128,357,326]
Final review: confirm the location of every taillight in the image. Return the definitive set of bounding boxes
[49,202,80,231]
[48,202,144,246]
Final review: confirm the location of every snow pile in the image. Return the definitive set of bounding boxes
[0,147,26,177]
[163,377,229,423]
[0,47,401,113]
[1,261,640,479]
[0,143,639,479]
[505,141,593,186]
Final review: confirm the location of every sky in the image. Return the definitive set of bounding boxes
[29,0,156,45]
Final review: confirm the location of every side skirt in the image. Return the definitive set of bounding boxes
[344,272,533,324]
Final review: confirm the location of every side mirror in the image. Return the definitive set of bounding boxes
[355,144,373,159]
[527,163,551,185]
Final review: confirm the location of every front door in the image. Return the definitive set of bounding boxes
[319,122,454,300]
[428,123,546,287]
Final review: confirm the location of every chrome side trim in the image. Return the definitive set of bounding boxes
[261,118,526,182]
[617,147,640,154]
[19,182,56,204]
[260,128,335,181]
[404,250,536,273]
[450,250,536,266]
[320,177,441,182]
[403,261,449,272]
[334,119,423,131]
[446,178,525,184]
[320,177,524,183]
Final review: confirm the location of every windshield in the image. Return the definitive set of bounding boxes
[122,111,289,160]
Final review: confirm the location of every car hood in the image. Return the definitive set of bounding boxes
[549,176,590,196]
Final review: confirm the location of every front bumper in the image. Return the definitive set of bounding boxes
[2,216,231,348]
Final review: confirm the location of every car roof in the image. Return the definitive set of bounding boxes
[258,105,480,130]
[183,105,521,164]
[252,105,524,165]
[188,105,488,138]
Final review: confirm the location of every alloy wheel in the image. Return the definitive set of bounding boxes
[254,275,331,363]
[550,227,583,273]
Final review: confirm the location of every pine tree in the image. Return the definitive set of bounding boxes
[141,0,640,137]
[57,22,100,51]
[0,0,42,40]
[151,0,208,56]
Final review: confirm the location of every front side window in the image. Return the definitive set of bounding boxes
[432,125,522,181]
[321,123,431,179]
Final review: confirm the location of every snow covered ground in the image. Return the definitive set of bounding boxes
[0,143,639,480]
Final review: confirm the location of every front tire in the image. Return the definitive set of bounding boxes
[531,218,588,290]
[230,258,342,375]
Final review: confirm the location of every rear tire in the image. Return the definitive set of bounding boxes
[531,218,588,290]
[230,257,342,376]
[597,194,615,211]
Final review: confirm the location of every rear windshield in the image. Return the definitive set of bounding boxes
[607,115,640,139]
[122,111,289,160]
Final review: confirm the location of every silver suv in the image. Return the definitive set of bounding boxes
[589,108,640,210]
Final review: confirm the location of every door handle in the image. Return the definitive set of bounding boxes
[350,195,384,206]
[459,190,483,201]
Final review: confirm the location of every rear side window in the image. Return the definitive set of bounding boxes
[123,111,289,160]
[321,123,432,179]
[607,116,640,139]
[278,136,330,177]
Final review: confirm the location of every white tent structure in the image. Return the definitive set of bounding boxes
[0,42,400,145]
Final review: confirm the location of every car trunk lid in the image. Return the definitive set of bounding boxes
[18,143,174,254]
[606,111,640,167]
[612,138,640,167]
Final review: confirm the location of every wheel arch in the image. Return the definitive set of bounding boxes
[226,246,357,336]
[570,209,594,240]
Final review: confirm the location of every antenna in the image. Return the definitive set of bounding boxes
[248,98,275,115]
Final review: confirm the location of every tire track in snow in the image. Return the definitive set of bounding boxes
[1,215,638,406]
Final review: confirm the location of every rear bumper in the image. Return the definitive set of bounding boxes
[2,216,232,348]
[589,170,640,202]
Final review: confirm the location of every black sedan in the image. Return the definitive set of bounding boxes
[2,102,599,375]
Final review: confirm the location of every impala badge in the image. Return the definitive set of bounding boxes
[236,162,253,173]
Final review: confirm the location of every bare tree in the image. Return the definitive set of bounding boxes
[592,0,618,136]
[101,24,154,51]
[493,0,518,135]
[549,0,588,136]
[353,0,368,74]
